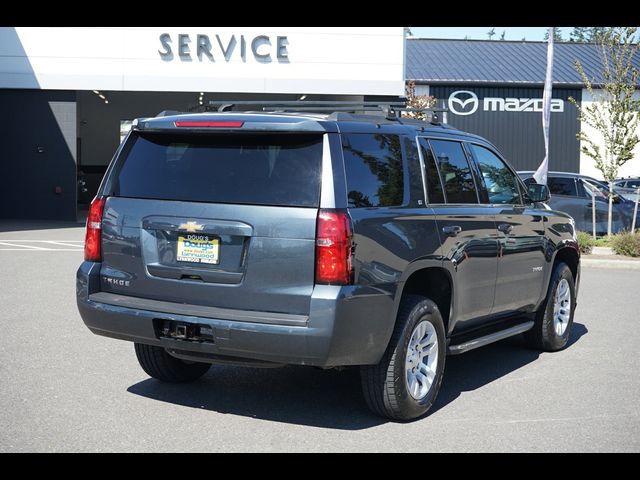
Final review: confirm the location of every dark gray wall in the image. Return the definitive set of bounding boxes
[77,91,367,168]
[430,86,581,173]
[0,89,77,221]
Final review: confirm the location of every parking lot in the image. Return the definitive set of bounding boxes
[0,221,639,452]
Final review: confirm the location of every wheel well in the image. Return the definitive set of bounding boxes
[401,268,452,331]
[554,247,579,280]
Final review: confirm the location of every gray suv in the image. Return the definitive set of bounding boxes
[77,105,580,420]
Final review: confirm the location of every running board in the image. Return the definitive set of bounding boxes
[447,321,534,355]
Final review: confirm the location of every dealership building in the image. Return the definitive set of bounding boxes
[1,27,639,221]
[406,37,640,180]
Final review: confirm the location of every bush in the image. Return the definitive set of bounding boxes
[576,231,595,254]
[610,231,640,257]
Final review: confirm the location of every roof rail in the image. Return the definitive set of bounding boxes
[206,100,406,119]
[156,110,183,117]
[162,102,449,125]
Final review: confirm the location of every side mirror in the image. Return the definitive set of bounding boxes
[528,183,550,203]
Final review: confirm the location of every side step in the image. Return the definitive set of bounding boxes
[447,321,534,355]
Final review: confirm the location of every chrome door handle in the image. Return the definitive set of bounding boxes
[442,225,462,236]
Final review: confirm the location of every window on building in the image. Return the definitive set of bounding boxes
[429,139,478,204]
[342,134,404,208]
[470,144,521,205]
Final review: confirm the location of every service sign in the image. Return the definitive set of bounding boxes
[0,27,405,95]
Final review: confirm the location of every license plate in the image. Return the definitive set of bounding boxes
[176,234,219,264]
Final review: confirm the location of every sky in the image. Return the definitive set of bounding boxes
[409,27,573,41]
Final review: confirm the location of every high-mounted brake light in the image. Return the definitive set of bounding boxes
[84,196,106,262]
[315,210,353,285]
[175,121,244,128]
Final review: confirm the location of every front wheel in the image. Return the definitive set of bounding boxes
[360,295,446,421]
[525,262,576,351]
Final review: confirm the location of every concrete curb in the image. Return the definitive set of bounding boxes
[581,258,640,270]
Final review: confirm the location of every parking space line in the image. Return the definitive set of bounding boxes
[42,241,85,248]
[0,248,82,251]
[0,241,49,250]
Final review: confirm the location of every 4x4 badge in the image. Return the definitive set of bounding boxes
[178,221,205,233]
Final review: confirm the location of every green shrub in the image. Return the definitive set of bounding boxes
[610,231,640,257]
[576,231,595,254]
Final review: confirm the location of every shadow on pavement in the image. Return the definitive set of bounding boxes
[432,322,588,414]
[127,323,588,429]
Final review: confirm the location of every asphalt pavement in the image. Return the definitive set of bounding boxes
[0,221,639,452]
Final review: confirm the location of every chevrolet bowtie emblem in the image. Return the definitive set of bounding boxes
[178,221,205,233]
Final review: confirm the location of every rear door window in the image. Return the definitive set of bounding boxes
[429,139,478,204]
[342,133,405,208]
[106,132,323,207]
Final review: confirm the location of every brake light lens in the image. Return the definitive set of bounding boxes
[84,196,106,262]
[175,121,244,128]
[315,210,353,285]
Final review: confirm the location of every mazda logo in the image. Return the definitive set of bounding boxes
[448,90,479,116]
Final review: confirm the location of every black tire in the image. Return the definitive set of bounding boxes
[524,262,576,352]
[360,295,446,421]
[134,343,211,383]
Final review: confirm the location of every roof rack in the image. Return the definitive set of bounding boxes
[182,101,449,125]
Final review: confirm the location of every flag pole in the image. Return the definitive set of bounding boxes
[533,27,555,186]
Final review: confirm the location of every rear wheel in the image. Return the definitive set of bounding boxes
[134,343,211,383]
[360,295,446,421]
[525,262,576,351]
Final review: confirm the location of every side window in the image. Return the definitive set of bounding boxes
[418,138,445,204]
[548,177,577,196]
[470,144,521,205]
[342,133,404,208]
[429,139,478,204]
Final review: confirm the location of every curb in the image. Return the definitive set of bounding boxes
[581,258,640,270]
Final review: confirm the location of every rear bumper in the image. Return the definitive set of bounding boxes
[76,262,396,367]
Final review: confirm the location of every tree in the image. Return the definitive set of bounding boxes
[544,28,564,42]
[569,27,608,43]
[569,27,640,236]
[500,30,506,41]
[487,28,495,40]
[404,80,436,120]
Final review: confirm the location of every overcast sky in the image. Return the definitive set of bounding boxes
[409,27,573,41]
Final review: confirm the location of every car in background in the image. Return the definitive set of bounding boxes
[519,171,639,236]
[613,177,640,203]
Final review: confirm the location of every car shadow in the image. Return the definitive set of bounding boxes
[127,322,588,430]
[431,322,588,414]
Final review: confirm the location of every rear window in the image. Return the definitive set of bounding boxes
[105,132,323,207]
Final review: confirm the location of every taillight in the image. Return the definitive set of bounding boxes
[84,196,106,262]
[175,121,244,128]
[315,209,353,285]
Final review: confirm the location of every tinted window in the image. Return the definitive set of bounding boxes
[107,132,323,207]
[342,134,404,208]
[403,136,426,207]
[548,177,577,196]
[627,180,640,189]
[418,139,444,203]
[471,144,521,205]
[429,140,478,204]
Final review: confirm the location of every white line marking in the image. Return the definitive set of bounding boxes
[0,248,83,252]
[0,241,48,250]
[42,241,85,248]
[0,240,84,242]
